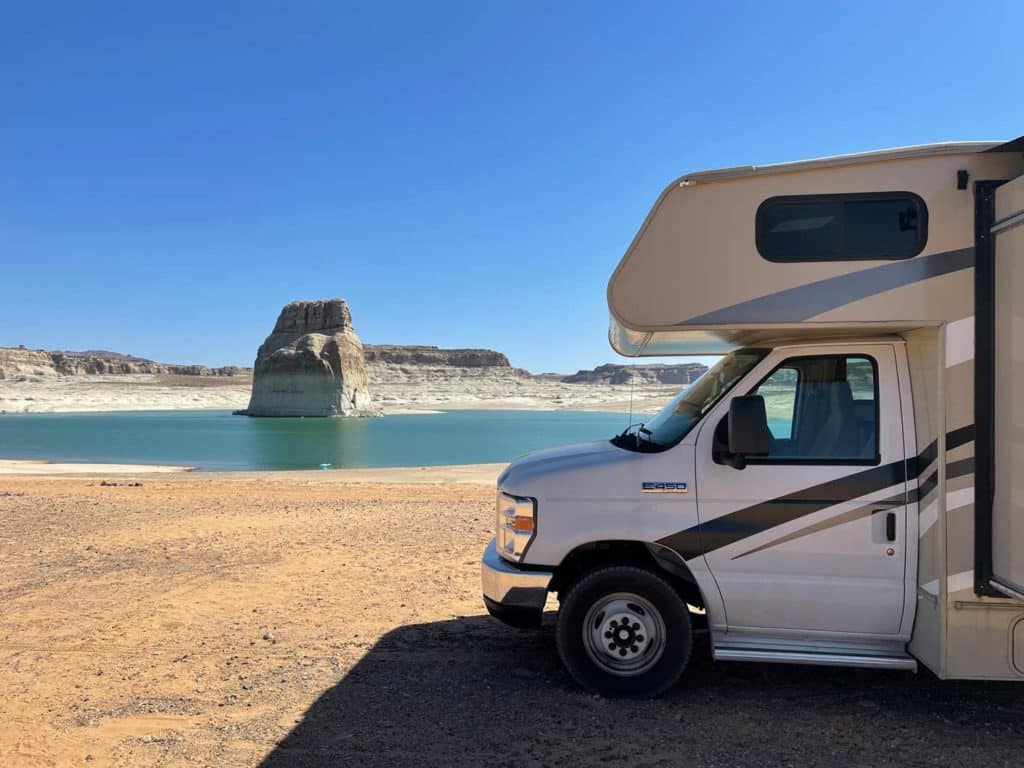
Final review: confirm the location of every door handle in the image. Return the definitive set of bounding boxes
[885,512,896,542]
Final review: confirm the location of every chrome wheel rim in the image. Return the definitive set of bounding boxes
[582,592,666,676]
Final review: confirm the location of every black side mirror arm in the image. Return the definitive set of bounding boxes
[711,443,748,470]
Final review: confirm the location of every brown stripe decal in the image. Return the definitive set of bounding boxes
[947,457,975,479]
[661,426,972,561]
[946,424,975,450]
[730,493,905,560]
[681,247,974,325]
[658,461,907,560]
[917,471,939,502]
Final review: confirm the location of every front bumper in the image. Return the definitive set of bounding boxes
[481,538,553,628]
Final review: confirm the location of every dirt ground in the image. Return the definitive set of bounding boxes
[2,473,1023,767]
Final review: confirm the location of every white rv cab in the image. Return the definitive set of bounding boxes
[481,138,1024,697]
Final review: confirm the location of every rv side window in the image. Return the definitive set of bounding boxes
[756,193,927,262]
[749,354,879,464]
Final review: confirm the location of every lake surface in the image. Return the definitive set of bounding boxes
[0,410,634,471]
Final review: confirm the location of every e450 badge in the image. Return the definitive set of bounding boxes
[641,481,688,494]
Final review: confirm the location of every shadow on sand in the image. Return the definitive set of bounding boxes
[259,613,1024,767]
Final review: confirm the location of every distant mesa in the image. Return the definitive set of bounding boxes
[363,345,513,369]
[238,299,381,418]
[0,346,244,380]
[561,362,707,386]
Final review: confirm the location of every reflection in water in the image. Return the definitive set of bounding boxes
[242,414,372,469]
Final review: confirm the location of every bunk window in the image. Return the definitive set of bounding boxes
[756,192,927,262]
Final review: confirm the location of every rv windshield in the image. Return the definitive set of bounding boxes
[613,349,767,452]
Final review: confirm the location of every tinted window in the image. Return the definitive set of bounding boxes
[757,193,927,262]
[749,355,878,462]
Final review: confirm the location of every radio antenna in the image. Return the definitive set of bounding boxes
[626,358,638,429]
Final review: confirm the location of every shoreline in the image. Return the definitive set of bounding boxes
[0,401,645,416]
[0,459,195,475]
[0,458,506,482]
[0,371,677,416]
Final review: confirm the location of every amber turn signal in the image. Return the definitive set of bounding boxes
[512,516,534,533]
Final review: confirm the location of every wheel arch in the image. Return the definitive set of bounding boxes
[549,539,707,613]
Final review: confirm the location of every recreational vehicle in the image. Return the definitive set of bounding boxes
[481,138,1024,697]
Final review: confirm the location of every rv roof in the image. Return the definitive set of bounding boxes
[677,140,1009,186]
[606,134,1024,357]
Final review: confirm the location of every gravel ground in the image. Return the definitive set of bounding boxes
[1,475,1021,767]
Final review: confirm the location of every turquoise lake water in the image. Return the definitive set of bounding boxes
[0,410,634,471]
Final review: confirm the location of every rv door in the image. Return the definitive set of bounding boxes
[693,345,910,635]
[990,174,1024,599]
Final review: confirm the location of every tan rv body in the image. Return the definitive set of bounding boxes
[607,141,1024,680]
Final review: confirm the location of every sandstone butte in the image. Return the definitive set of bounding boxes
[239,299,381,418]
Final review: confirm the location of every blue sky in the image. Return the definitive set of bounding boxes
[2,2,1022,373]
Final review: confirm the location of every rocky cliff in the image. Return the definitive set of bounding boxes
[0,343,707,387]
[0,347,244,380]
[364,345,528,386]
[1,336,710,415]
[0,347,55,379]
[561,362,707,386]
[240,299,380,417]
[364,345,513,368]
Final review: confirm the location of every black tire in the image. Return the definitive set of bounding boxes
[556,565,691,698]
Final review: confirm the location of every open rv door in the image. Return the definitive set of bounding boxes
[979,173,1024,600]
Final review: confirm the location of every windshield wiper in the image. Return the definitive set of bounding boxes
[614,423,656,448]
[616,422,644,439]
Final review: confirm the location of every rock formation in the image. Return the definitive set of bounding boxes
[0,347,55,380]
[560,362,707,386]
[0,334,711,415]
[363,345,514,368]
[0,346,244,380]
[362,344,531,409]
[240,299,380,417]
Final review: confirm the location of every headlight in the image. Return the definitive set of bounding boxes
[496,490,536,562]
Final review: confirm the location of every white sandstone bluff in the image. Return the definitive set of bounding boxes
[239,299,381,417]
[0,334,710,415]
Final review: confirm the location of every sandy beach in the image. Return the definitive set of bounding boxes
[0,460,193,475]
[0,460,506,481]
[2,468,1023,767]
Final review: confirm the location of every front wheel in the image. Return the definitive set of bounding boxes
[556,565,692,698]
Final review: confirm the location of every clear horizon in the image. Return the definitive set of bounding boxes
[3,2,1022,372]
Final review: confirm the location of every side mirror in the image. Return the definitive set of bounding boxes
[726,395,771,469]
